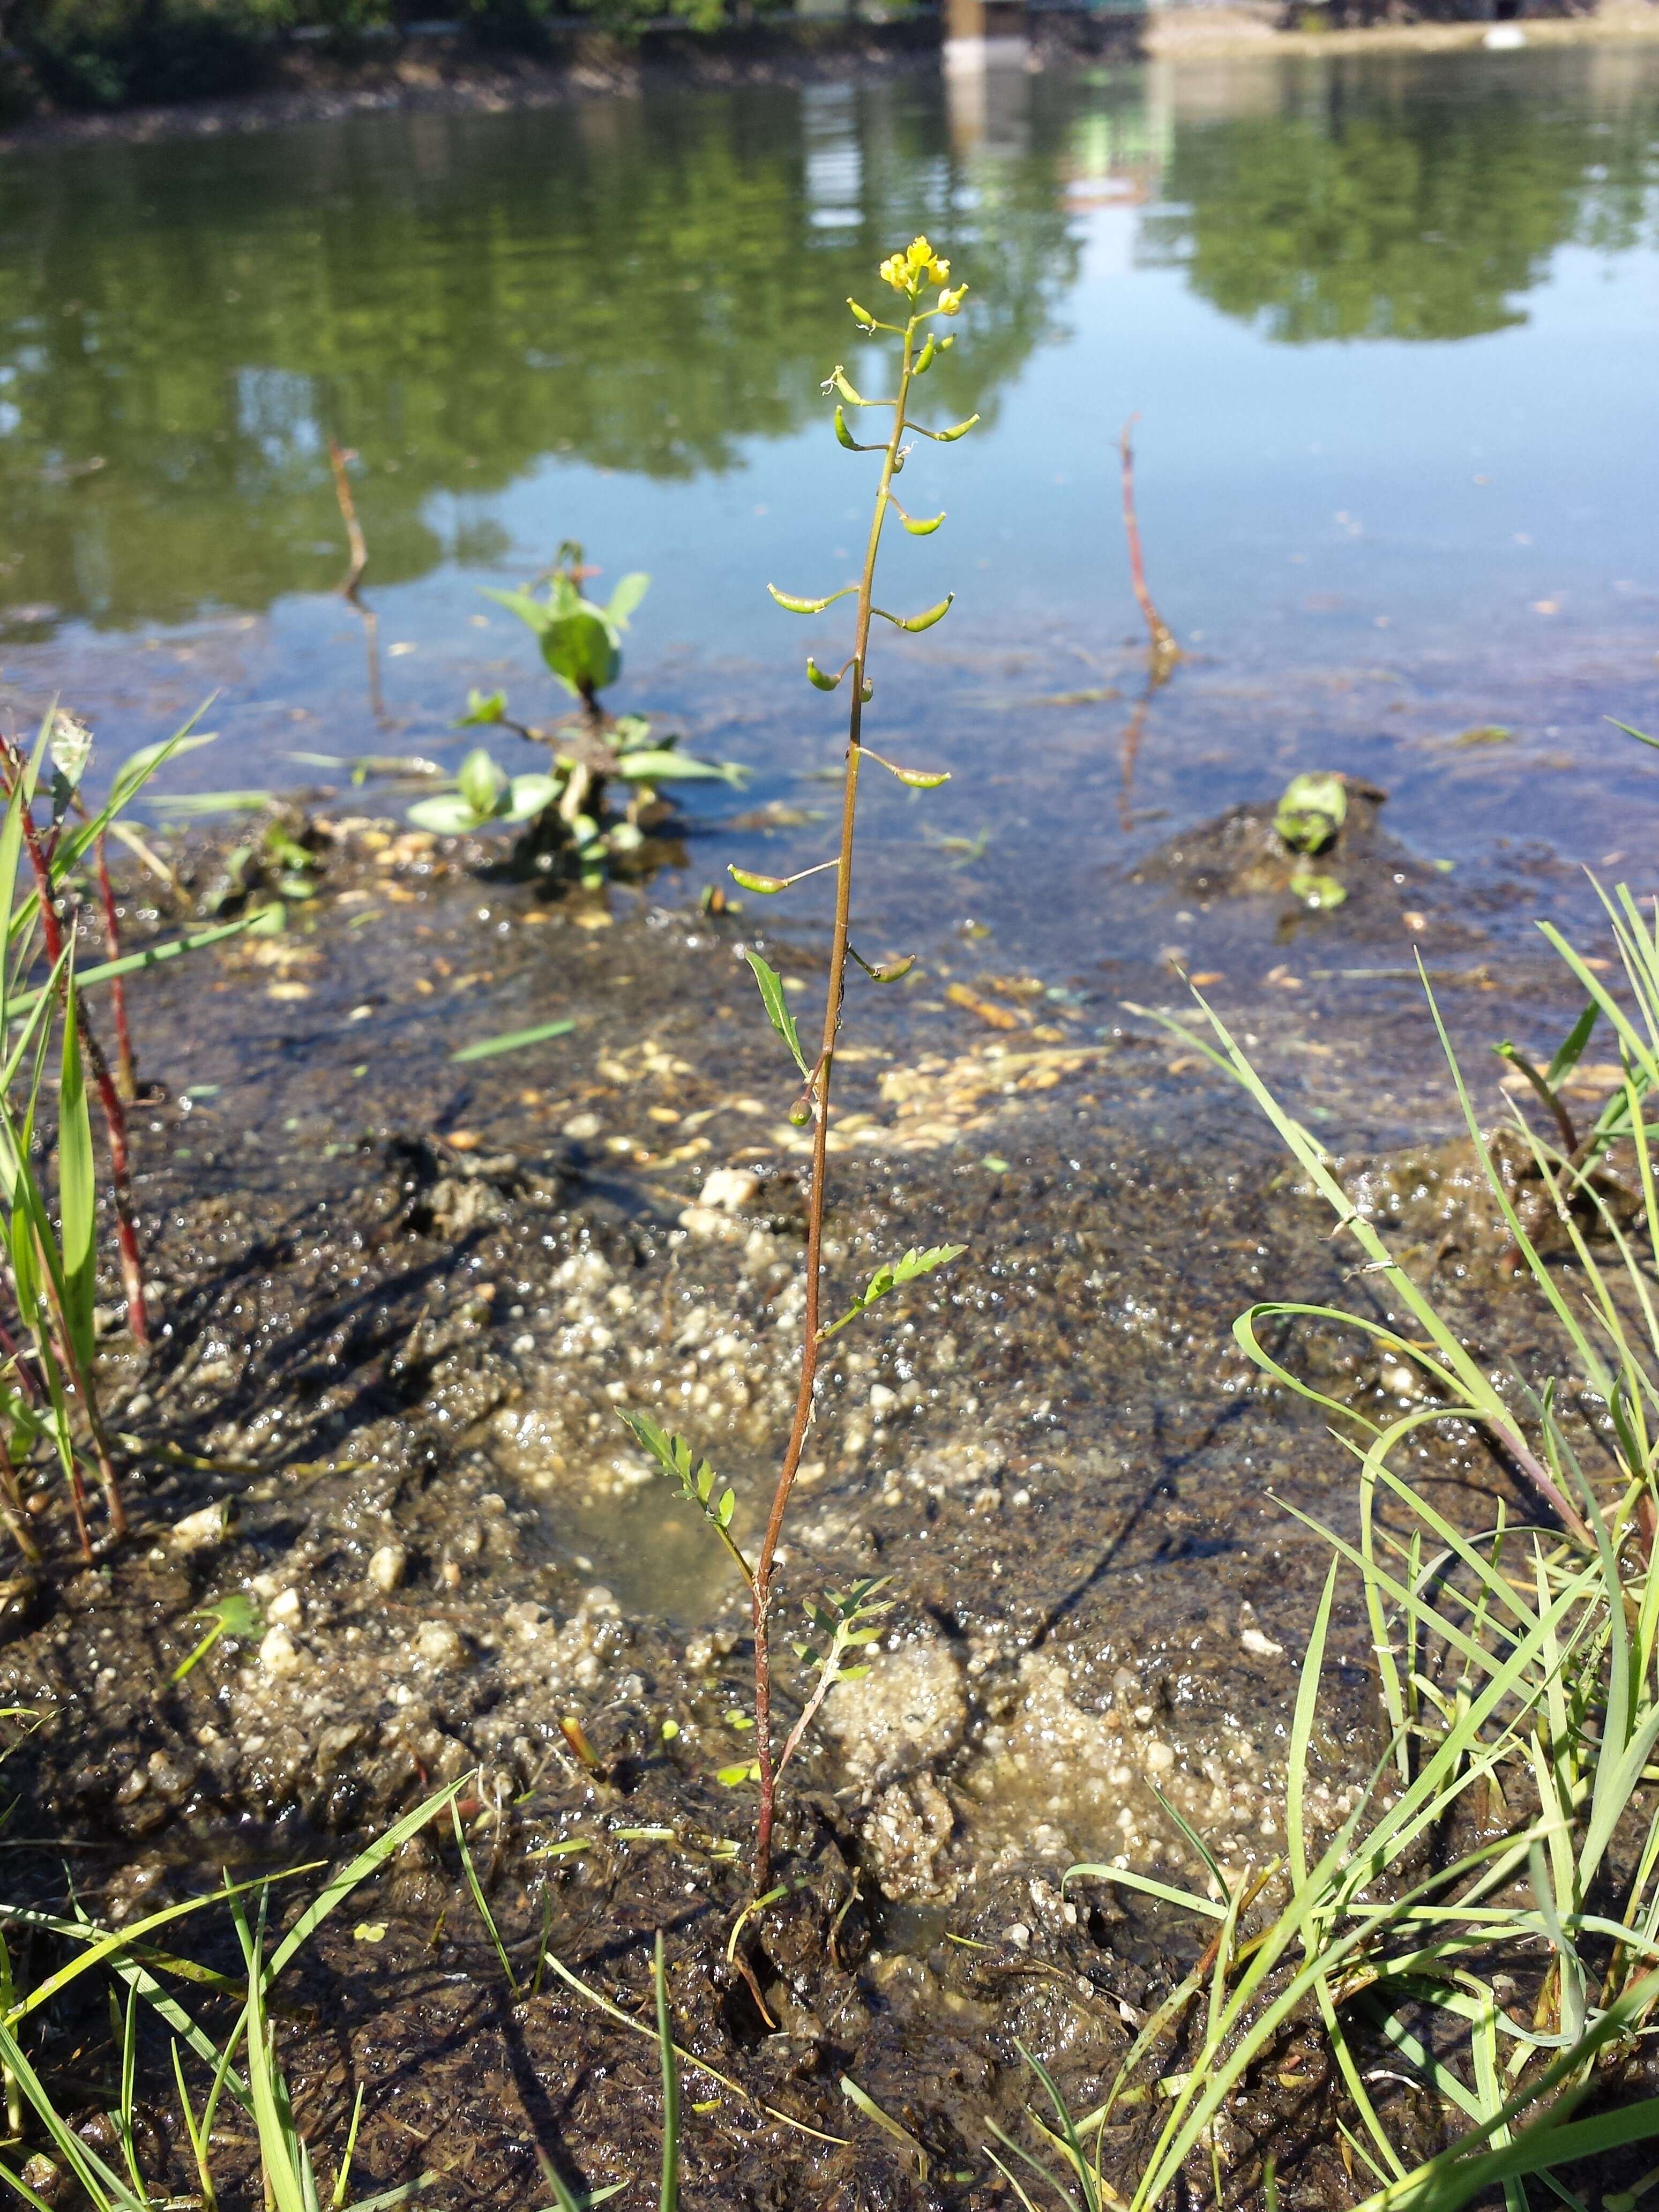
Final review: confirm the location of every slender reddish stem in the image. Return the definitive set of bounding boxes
[751,318,921,1890]
[92,828,137,1101]
[1118,415,1179,683]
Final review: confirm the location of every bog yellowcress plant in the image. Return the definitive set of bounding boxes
[617,237,976,1887]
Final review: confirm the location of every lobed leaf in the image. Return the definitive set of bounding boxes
[819,1243,966,1342]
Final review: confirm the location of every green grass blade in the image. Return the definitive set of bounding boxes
[57,975,97,1375]
[450,1019,576,1064]
[655,1934,679,2212]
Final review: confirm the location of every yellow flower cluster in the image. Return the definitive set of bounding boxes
[879,235,950,296]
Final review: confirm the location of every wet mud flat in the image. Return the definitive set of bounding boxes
[0,793,1635,2208]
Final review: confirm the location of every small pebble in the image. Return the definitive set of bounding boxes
[1240,1626,1286,1660]
[259,1625,303,1678]
[169,1500,233,1554]
[699,1167,761,1212]
[367,1542,407,1594]
[563,1112,602,1140]
[413,1621,466,1670]
[267,1589,302,1628]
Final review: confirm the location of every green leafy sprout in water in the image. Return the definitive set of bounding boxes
[1274,771,1349,908]
[411,545,743,887]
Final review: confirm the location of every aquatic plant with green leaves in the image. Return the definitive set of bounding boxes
[602,237,974,1885]
[414,544,742,885]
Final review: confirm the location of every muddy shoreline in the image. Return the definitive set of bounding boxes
[5,3,1658,155]
[0,784,1623,2205]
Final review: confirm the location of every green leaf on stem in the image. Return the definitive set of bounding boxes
[606,573,651,630]
[743,949,811,1078]
[458,690,507,727]
[171,1591,263,1683]
[615,751,745,786]
[541,610,620,700]
[819,1243,966,1342]
[458,748,506,819]
[616,1409,752,1585]
[57,978,97,1376]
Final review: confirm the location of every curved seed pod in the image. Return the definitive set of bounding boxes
[909,413,980,443]
[829,368,868,407]
[851,945,917,983]
[834,407,878,453]
[788,1087,817,1127]
[900,509,945,537]
[914,334,938,375]
[874,594,954,634]
[728,866,790,895]
[846,297,878,327]
[806,658,845,693]
[768,583,856,616]
[886,762,950,789]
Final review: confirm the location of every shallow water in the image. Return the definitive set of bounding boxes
[2,40,1656,990]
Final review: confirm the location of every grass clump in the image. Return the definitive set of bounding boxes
[0,708,244,1563]
[1020,868,1659,2203]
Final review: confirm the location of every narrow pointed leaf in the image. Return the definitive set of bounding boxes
[606,572,650,630]
[743,948,811,1077]
[57,978,97,1374]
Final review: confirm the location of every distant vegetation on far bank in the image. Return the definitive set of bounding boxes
[0,0,885,117]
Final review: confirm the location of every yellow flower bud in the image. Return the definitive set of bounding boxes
[880,235,951,297]
[937,282,969,316]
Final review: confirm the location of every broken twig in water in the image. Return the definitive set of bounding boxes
[328,437,387,724]
[1118,414,1180,685]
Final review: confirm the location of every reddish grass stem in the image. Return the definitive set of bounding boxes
[92,828,137,1101]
